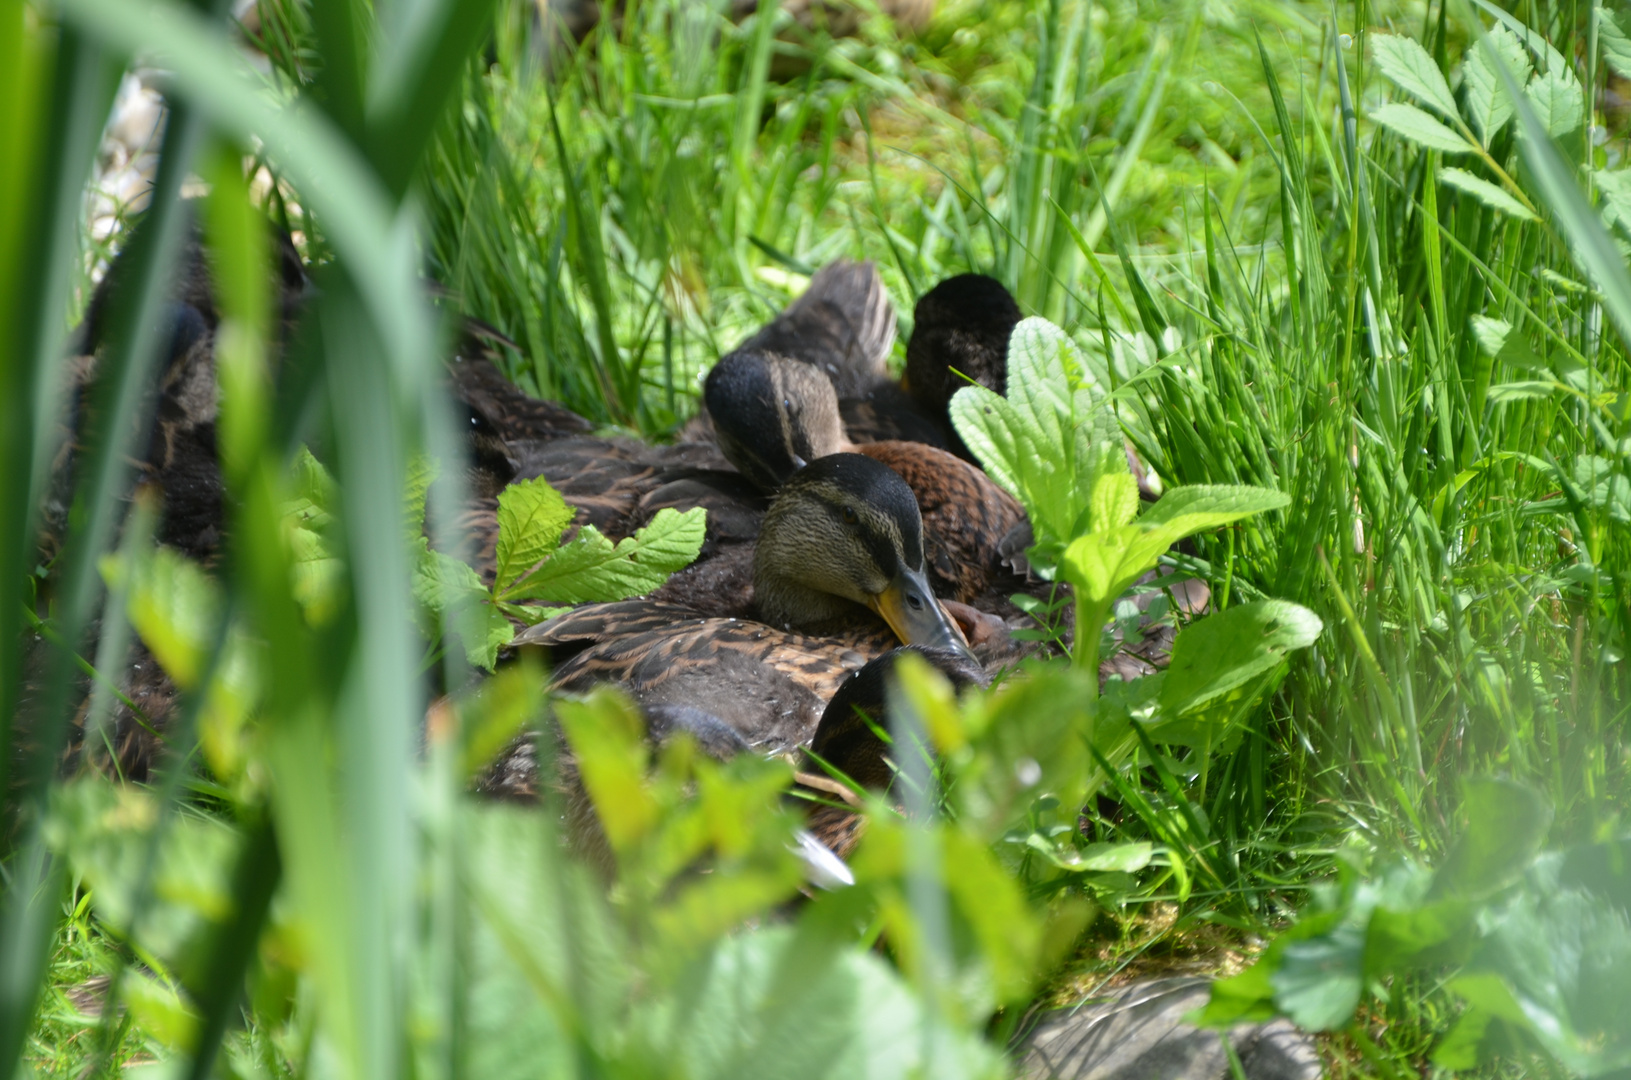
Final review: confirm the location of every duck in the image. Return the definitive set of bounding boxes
[476,452,979,806]
[703,348,1025,606]
[795,645,987,862]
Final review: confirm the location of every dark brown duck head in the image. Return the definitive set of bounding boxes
[752,453,976,664]
[904,273,1021,421]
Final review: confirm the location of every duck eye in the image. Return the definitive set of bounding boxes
[905,591,925,611]
[842,506,858,525]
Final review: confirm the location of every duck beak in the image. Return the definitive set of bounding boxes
[867,565,979,665]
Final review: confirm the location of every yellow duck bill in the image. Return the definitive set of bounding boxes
[866,566,979,665]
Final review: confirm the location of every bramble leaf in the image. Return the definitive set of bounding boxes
[503,507,706,604]
[1524,66,1584,139]
[494,476,575,592]
[1369,102,1471,153]
[1439,167,1535,221]
[1372,34,1459,118]
[1463,26,1531,143]
[1602,5,1631,81]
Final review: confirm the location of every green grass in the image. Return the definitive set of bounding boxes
[7,0,1631,1077]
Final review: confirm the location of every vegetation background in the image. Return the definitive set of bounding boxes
[3,0,1630,1077]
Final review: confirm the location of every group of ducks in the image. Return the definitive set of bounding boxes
[54,216,1177,864]
[463,264,1037,856]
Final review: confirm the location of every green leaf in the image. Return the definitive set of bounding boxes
[412,538,515,670]
[1369,102,1473,154]
[110,545,220,690]
[493,476,574,593]
[1524,67,1584,139]
[1431,777,1553,900]
[1486,380,1558,403]
[1594,168,1631,236]
[502,507,705,605]
[1602,5,1631,81]
[1463,26,1530,144]
[1063,486,1289,608]
[1439,167,1536,221]
[1469,315,1547,371]
[1371,34,1459,118]
[948,317,1116,576]
[1154,600,1323,724]
[1270,925,1365,1031]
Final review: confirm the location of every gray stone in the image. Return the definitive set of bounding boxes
[1015,977,1321,1080]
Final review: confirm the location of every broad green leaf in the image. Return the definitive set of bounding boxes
[503,507,705,604]
[1486,380,1558,403]
[1525,66,1584,139]
[1089,469,1139,533]
[1369,102,1472,154]
[1076,841,1153,872]
[1463,26,1530,143]
[1155,600,1323,720]
[948,317,1116,575]
[1439,167,1536,221]
[1270,925,1365,1031]
[1372,34,1459,118]
[493,475,574,592]
[113,545,219,690]
[1064,486,1289,608]
[1431,777,1552,899]
[1599,5,1631,81]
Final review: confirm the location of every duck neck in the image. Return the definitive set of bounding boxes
[751,571,871,635]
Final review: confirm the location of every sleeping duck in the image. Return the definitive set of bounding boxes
[476,452,979,800]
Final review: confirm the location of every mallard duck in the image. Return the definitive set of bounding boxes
[796,644,987,861]
[703,349,1025,605]
[478,453,977,799]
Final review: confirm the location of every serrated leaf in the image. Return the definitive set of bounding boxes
[948,317,1115,577]
[404,453,438,535]
[1469,315,1548,371]
[1369,102,1473,154]
[1270,924,1366,1031]
[1525,66,1584,139]
[503,507,705,604]
[1372,34,1459,118]
[494,476,575,592]
[412,538,515,670]
[1595,168,1631,236]
[1439,167,1537,220]
[1599,5,1631,81]
[1464,26,1530,143]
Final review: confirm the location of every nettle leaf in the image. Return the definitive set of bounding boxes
[503,507,705,605]
[1440,167,1536,221]
[1525,66,1584,139]
[949,317,1117,576]
[493,476,575,593]
[1154,600,1322,725]
[283,448,343,624]
[1464,26,1531,144]
[1599,5,1631,81]
[1372,34,1459,118]
[1369,102,1472,154]
[1595,168,1631,237]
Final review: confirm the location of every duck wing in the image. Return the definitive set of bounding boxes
[736,260,896,399]
[516,603,884,752]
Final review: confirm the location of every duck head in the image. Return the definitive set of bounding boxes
[705,349,848,492]
[904,273,1021,417]
[752,453,976,663]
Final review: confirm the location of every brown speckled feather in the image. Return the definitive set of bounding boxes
[513,601,896,753]
[852,441,1026,604]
